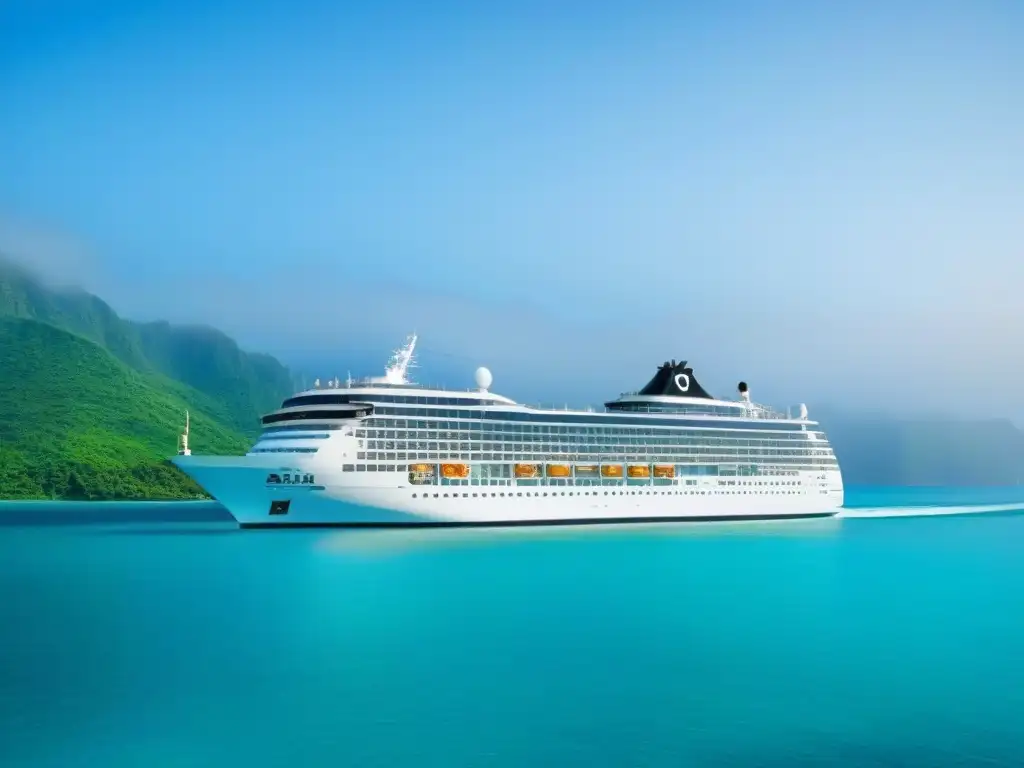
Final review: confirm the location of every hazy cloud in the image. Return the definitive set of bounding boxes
[76,250,1024,423]
[0,213,99,290]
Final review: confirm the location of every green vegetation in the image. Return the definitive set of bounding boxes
[0,258,295,434]
[0,258,295,500]
[0,317,251,499]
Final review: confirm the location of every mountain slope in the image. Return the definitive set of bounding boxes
[0,317,249,500]
[0,257,294,434]
[132,320,294,433]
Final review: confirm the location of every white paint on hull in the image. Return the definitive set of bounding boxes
[172,455,844,527]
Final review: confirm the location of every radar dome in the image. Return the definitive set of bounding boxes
[475,366,493,391]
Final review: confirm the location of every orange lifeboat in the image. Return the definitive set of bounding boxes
[408,463,435,485]
[546,464,571,478]
[601,464,624,478]
[627,465,651,478]
[514,463,540,478]
[653,465,675,478]
[440,463,470,479]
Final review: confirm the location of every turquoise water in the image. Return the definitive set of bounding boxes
[1,487,1023,766]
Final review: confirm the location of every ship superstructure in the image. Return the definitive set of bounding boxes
[173,335,844,527]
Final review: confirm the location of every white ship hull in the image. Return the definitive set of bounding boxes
[173,455,844,528]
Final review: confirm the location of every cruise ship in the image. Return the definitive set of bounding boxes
[172,335,844,528]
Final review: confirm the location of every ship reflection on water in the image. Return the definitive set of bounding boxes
[310,501,1024,557]
[312,515,844,558]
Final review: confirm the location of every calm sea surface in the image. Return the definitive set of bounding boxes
[1,487,1023,767]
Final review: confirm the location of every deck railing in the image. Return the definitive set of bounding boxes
[300,382,804,421]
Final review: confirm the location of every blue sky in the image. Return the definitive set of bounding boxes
[2,0,1023,416]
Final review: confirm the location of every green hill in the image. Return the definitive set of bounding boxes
[0,257,297,500]
[0,258,295,434]
[0,316,252,499]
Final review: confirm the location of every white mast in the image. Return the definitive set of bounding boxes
[178,410,191,456]
[374,333,418,385]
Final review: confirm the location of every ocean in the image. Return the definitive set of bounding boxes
[1,487,1023,767]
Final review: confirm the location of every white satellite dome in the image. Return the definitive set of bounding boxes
[475,366,493,391]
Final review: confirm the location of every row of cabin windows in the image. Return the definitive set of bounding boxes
[361,442,831,458]
[344,462,807,477]
[356,430,819,448]
[355,450,838,467]
[357,421,819,440]
[260,407,819,436]
[346,472,814,486]
[362,435,831,451]
[420,464,806,479]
